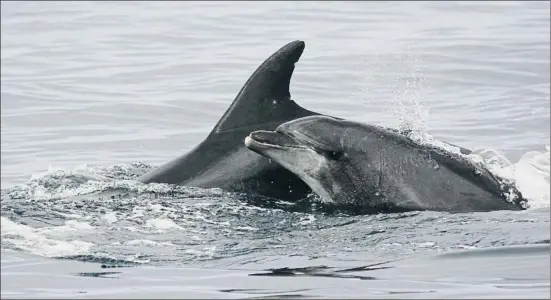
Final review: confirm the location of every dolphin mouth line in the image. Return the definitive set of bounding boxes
[245,130,308,150]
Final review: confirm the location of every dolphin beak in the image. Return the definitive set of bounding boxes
[245,130,306,152]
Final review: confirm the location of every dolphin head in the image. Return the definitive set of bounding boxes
[245,115,378,205]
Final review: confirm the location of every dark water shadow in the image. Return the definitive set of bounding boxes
[73,271,121,279]
[220,288,315,299]
[248,261,398,280]
[54,255,142,268]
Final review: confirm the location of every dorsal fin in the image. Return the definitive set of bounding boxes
[210,40,306,135]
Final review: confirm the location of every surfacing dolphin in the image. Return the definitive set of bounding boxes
[138,40,319,201]
[245,115,527,213]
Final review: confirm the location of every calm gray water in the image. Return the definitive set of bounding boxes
[1,1,550,299]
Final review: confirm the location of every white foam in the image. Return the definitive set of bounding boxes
[235,226,259,231]
[184,246,217,258]
[144,218,182,232]
[38,220,95,235]
[294,215,317,226]
[102,212,118,224]
[1,217,94,257]
[506,146,550,209]
[124,239,175,247]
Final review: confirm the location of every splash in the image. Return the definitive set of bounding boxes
[469,145,550,209]
[392,50,431,135]
[353,43,431,133]
[357,45,431,136]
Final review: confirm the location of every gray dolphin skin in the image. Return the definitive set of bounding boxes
[245,115,526,213]
[138,40,319,201]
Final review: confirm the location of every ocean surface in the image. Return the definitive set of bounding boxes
[1,1,550,299]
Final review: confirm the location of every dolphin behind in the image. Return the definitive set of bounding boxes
[139,41,319,201]
[245,115,526,213]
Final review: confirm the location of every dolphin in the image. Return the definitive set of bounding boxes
[138,40,319,201]
[245,115,526,213]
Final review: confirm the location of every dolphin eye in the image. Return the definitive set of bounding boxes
[326,151,344,160]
